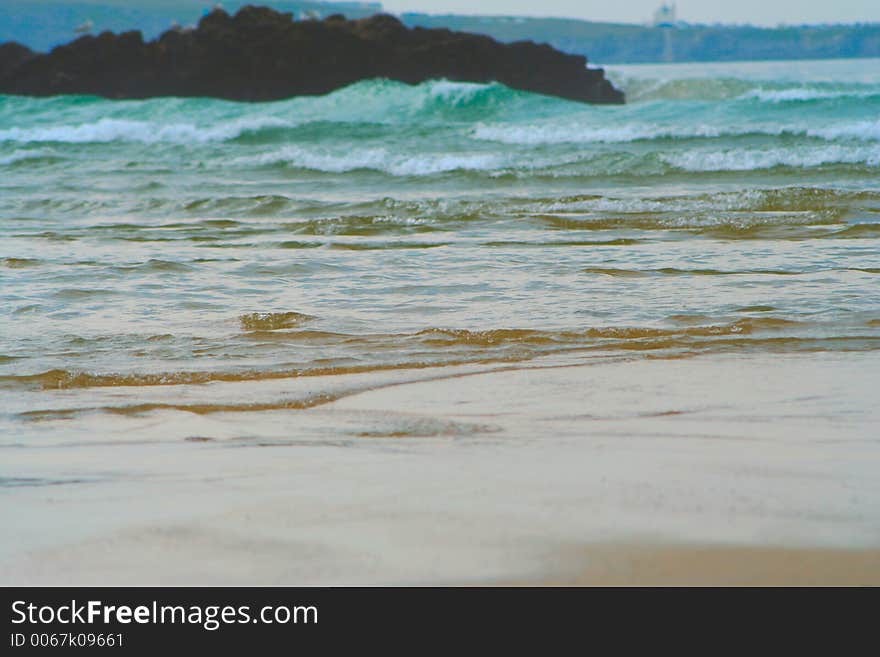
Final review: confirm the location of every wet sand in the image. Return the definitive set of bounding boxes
[2,351,879,585]
[524,545,880,586]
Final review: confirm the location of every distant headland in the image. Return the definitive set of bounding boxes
[2,1,878,65]
[0,7,624,105]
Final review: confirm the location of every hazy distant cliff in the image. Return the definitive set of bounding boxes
[3,2,877,65]
[0,7,624,104]
[402,14,880,64]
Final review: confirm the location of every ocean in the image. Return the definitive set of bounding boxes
[2,58,879,584]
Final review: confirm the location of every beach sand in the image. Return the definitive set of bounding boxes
[524,545,880,586]
[2,351,879,586]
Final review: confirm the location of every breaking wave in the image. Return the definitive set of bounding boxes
[236,145,509,175]
[663,145,880,172]
[614,74,880,103]
[0,116,292,145]
[0,79,540,145]
[473,118,880,145]
[740,87,880,103]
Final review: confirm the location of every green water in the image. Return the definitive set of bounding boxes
[1,58,879,437]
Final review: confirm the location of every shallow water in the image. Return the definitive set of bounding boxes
[1,58,879,441]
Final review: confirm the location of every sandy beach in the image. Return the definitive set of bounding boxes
[3,58,880,587]
[3,351,878,586]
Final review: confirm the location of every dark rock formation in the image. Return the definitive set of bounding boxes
[0,6,624,104]
[0,42,35,79]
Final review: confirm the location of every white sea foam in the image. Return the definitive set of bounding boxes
[238,145,507,176]
[426,80,496,104]
[741,87,876,103]
[0,116,291,144]
[472,122,726,145]
[664,145,880,172]
[246,142,880,177]
[808,120,880,142]
[475,118,880,146]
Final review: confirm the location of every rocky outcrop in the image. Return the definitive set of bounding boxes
[0,6,624,104]
[0,42,35,79]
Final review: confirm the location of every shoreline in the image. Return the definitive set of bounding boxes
[3,351,879,586]
[7,540,880,587]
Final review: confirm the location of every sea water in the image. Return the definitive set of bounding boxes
[0,58,878,449]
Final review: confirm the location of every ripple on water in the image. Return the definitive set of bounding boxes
[239,312,316,331]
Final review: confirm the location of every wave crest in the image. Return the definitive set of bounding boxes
[664,145,880,172]
[0,80,538,145]
[0,116,291,145]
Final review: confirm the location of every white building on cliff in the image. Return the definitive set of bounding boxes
[653,3,677,27]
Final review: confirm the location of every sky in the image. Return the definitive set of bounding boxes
[380,0,880,26]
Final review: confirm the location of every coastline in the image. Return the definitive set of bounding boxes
[3,351,878,586]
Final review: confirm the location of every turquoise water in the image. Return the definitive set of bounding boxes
[1,58,879,430]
